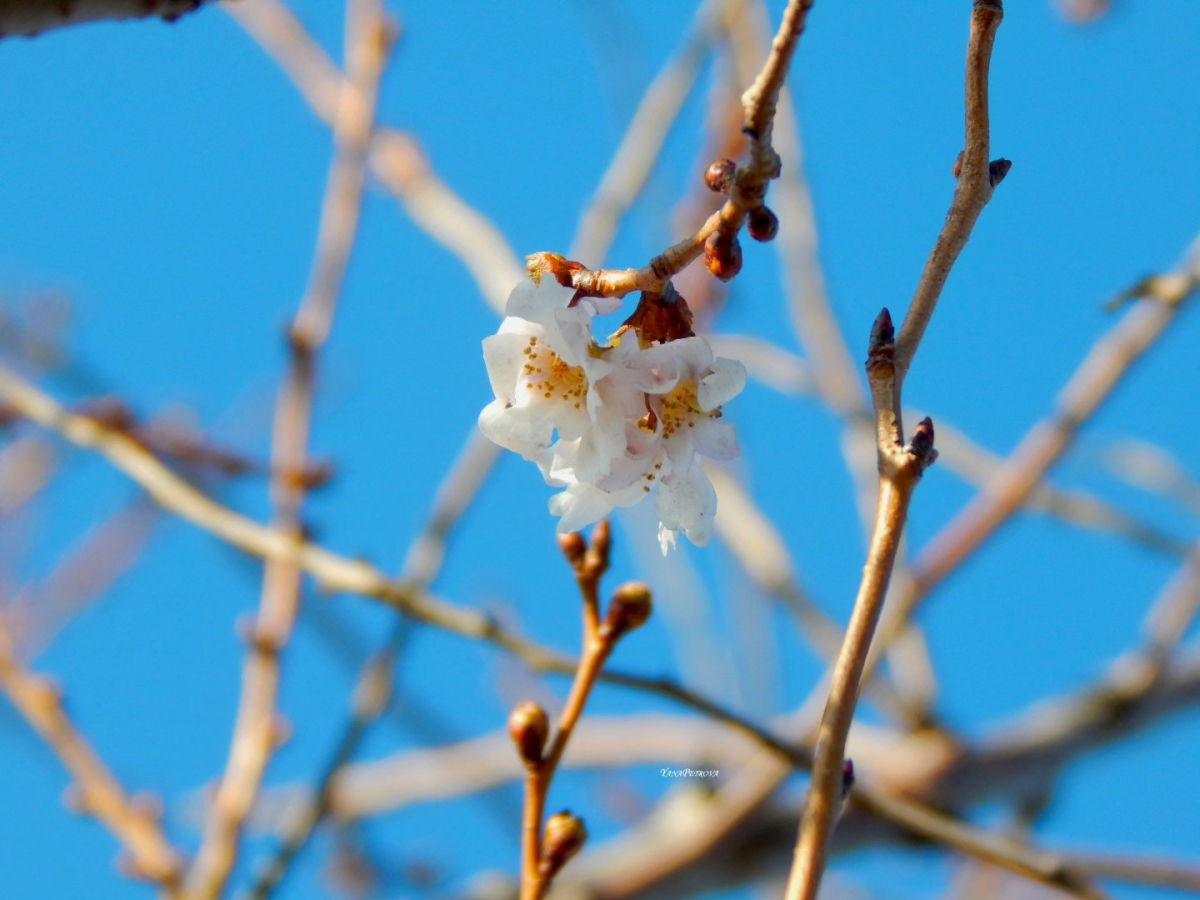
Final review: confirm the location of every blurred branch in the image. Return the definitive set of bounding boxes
[719,334,1193,559]
[0,611,184,893]
[4,497,160,660]
[570,0,723,267]
[1059,851,1200,893]
[186,4,395,896]
[0,0,214,39]
[224,0,524,314]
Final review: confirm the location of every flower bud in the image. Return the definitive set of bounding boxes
[704,158,737,194]
[508,701,550,766]
[603,582,653,640]
[557,532,587,568]
[747,206,779,243]
[704,232,743,282]
[539,810,588,879]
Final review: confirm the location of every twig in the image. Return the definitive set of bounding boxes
[892,0,1007,413]
[564,0,815,299]
[0,0,214,38]
[570,0,723,266]
[516,524,653,900]
[870,236,1200,671]
[1063,850,1200,893]
[242,430,495,896]
[243,634,399,900]
[225,0,524,314]
[185,4,394,897]
[0,611,184,893]
[784,310,938,900]
[717,335,1193,560]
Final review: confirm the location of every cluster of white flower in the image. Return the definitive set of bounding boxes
[478,273,746,553]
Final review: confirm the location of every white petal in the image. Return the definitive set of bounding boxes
[693,419,740,461]
[657,524,678,555]
[481,332,530,405]
[656,465,717,547]
[698,357,747,410]
[478,402,552,460]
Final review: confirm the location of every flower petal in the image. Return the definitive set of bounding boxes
[698,357,747,410]
[693,419,740,461]
[656,465,717,548]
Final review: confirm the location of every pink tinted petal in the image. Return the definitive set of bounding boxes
[697,357,747,410]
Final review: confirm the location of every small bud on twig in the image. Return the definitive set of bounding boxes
[704,232,743,282]
[539,810,588,879]
[988,157,1012,187]
[584,518,612,575]
[906,416,938,469]
[557,532,587,569]
[704,159,737,194]
[868,308,895,357]
[508,701,550,767]
[602,582,653,641]
[747,206,779,243]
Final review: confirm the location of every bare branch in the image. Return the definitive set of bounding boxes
[893,0,1007,399]
[185,4,394,896]
[0,0,214,39]
[0,612,184,892]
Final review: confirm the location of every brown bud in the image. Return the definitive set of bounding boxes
[540,810,588,879]
[603,582,653,640]
[747,206,779,243]
[508,702,550,766]
[557,532,587,568]
[989,157,1012,187]
[586,518,612,573]
[704,158,737,194]
[704,232,743,282]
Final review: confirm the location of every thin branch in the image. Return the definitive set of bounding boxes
[718,334,1192,560]
[1063,850,1200,893]
[0,611,184,893]
[870,237,1200,671]
[892,0,1007,403]
[244,635,399,900]
[185,5,394,896]
[0,0,214,39]
[569,0,723,266]
[784,310,938,900]
[565,0,815,299]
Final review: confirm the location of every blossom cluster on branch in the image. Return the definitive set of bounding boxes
[479,259,746,552]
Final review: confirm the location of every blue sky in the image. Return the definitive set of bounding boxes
[1,1,1198,898]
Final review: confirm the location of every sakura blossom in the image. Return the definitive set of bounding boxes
[478,271,747,553]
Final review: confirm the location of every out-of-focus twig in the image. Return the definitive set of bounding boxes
[570,0,723,266]
[1095,437,1200,518]
[4,497,160,660]
[186,4,394,897]
[244,430,496,896]
[1062,851,1200,893]
[0,611,184,893]
[0,0,214,39]
[224,0,523,314]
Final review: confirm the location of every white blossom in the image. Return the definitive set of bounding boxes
[478,274,747,553]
